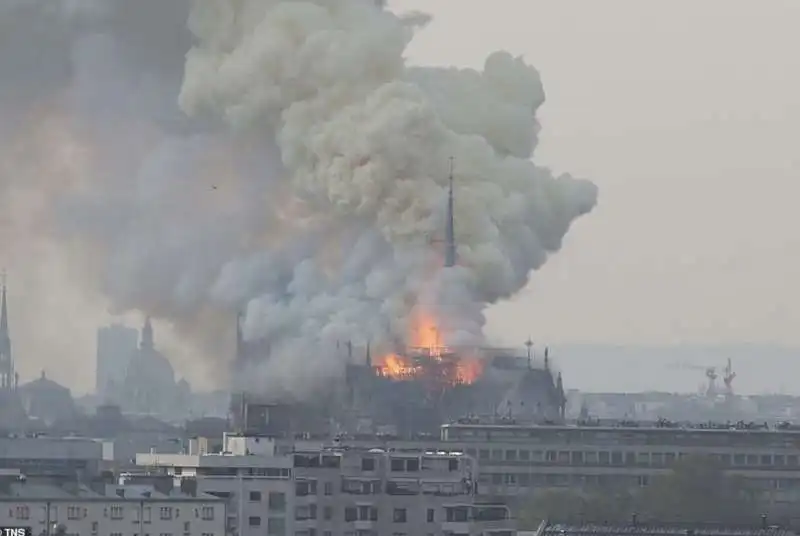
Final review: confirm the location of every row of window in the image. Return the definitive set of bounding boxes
[108,505,216,521]
[340,506,442,523]
[480,471,800,491]
[293,478,466,497]
[9,505,215,522]
[244,515,285,535]
[247,490,287,511]
[468,448,800,468]
[10,505,86,521]
[446,427,800,448]
[199,467,292,478]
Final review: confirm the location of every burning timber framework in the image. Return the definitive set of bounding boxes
[229,315,567,436]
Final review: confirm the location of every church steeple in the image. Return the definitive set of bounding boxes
[0,270,8,336]
[140,316,154,350]
[0,270,15,391]
[444,157,457,268]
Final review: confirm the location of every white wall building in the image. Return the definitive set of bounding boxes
[137,435,293,536]
[136,433,517,536]
[0,477,225,536]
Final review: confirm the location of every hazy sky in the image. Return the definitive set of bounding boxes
[388,0,800,347]
[4,0,800,394]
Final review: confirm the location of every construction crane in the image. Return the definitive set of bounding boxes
[722,358,736,396]
[665,362,718,396]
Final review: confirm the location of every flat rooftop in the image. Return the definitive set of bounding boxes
[444,418,800,434]
[0,482,219,502]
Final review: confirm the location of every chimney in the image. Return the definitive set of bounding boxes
[152,476,173,495]
[180,478,198,497]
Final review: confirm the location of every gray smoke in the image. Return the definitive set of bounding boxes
[0,0,597,397]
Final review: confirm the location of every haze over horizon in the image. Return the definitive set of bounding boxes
[1,0,798,396]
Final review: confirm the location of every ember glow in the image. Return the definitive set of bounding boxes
[376,312,485,385]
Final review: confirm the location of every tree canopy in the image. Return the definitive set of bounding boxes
[520,455,759,527]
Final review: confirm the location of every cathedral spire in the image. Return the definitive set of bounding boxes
[0,269,7,336]
[444,157,457,268]
[0,270,14,390]
[140,316,154,350]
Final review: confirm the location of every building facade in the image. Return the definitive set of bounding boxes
[136,433,517,536]
[0,477,225,536]
[437,420,800,510]
[0,436,103,478]
[311,420,800,523]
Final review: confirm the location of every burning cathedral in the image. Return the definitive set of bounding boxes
[228,168,567,437]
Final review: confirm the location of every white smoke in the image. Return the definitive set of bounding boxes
[0,0,596,397]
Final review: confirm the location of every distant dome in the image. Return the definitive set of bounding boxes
[20,371,70,397]
[19,370,76,424]
[126,346,176,387]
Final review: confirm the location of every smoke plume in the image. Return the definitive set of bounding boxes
[0,0,596,397]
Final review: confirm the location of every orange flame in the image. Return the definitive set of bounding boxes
[376,311,484,385]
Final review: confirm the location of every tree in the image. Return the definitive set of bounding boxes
[519,488,635,527]
[635,455,758,524]
[519,456,758,527]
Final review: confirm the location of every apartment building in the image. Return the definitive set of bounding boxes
[0,472,225,536]
[437,420,800,502]
[136,433,517,536]
[0,436,103,477]
[294,420,800,521]
[292,446,513,536]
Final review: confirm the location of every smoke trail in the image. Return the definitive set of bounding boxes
[0,0,596,396]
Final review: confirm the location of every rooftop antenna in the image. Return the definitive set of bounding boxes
[525,338,533,368]
[444,156,456,268]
